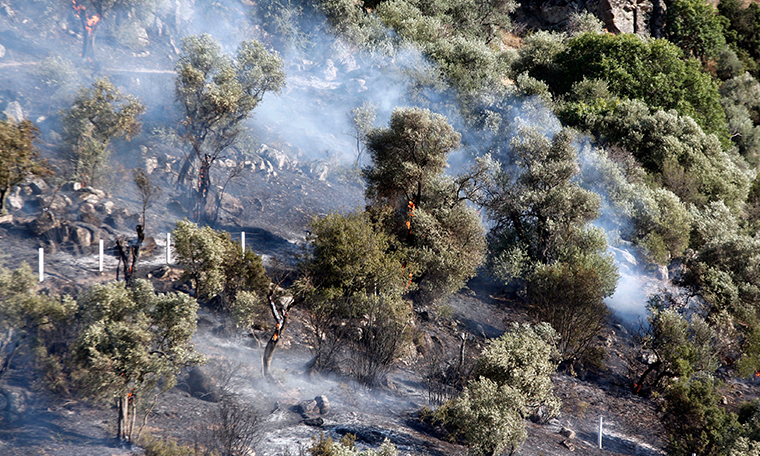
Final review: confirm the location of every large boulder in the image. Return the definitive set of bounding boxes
[27,177,48,195]
[69,223,92,248]
[259,144,293,170]
[6,187,24,211]
[29,211,58,236]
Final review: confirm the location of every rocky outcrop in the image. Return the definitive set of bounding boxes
[520,0,665,37]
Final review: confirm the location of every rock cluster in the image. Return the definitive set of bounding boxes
[522,0,665,37]
[295,395,330,427]
[3,177,142,255]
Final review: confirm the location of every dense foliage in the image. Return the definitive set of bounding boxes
[172,219,270,310]
[364,107,486,300]
[0,120,48,214]
[435,323,560,456]
[61,77,144,185]
[174,34,285,221]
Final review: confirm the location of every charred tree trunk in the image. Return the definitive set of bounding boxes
[262,292,289,380]
[193,154,212,223]
[117,394,130,443]
[116,225,144,287]
[73,3,100,62]
[0,187,8,214]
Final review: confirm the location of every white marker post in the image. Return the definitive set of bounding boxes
[38,247,44,282]
[166,232,171,264]
[598,416,603,449]
[241,231,245,254]
[99,239,104,273]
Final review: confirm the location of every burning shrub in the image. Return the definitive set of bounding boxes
[363,107,486,301]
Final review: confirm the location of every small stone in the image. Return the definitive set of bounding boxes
[315,395,330,415]
[0,214,13,226]
[151,265,171,278]
[560,427,576,439]
[303,417,324,427]
[61,182,82,192]
[561,439,575,451]
[297,399,318,415]
[28,178,48,195]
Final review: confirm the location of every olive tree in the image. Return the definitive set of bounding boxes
[483,128,617,366]
[664,0,726,61]
[435,323,561,456]
[72,279,204,443]
[172,219,269,308]
[61,77,144,186]
[0,120,49,214]
[299,211,412,384]
[0,263,76,383]
[174,34,285,222]
[363,107,486,300]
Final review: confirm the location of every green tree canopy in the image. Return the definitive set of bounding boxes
[363,107,486,299]
[175,34,285,221]
[300,210,411,383]
[172,219,269,309]
[567,99,751,211]
[435,323,560,456]
[521,32,728,141]
[0,120,49,214]
[72,279,203,442]
[61,77,144,185]
[664,0,727,61]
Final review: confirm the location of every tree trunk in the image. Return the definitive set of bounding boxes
[263,292,289,380]
[193,154,212,223]
[117,395,129,443]
[0,186,8,214]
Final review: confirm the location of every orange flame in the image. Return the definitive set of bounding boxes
[754,372,760,378]
[272,333,278,341]
[406,201,415,233]
[72,0,100,33]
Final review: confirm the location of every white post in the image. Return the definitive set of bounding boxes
[99,239,104,273]
[166,232,171,264]
[598,416,603,449]
[241,231,245,254]
[38,247,44,282]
